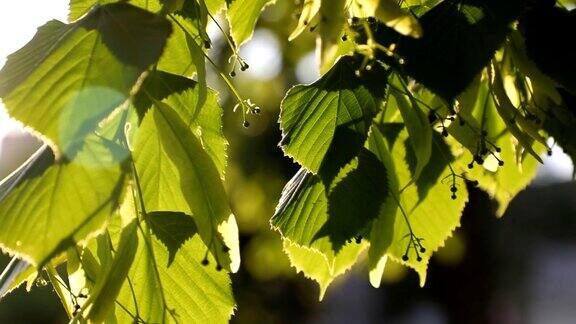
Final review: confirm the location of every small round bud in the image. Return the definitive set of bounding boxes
[253,107,261,114]
[402,254,409,261]
[216,264,223,272]
[355,236,362,244]
[201,258,209,266]
[451,194,457,200]
[547,150,553,156]
[243,120,250,128]
[495,147,502,153]
[467,162,474,169]
[341,34,348,41]
[240,64,249,71]
[420,247,426,253]
[498,160,504,166]
[450,186,457,193]
[229,70,236,77]
[416,256,422,262]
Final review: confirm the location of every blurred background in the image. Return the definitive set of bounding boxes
[1,1,575,323]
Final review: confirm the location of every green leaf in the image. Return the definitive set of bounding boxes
[279,55,384,174]
[272,148,387,295]
[146,211,197,267]
[274,149,387,251]
[288,0,321,41]
[367,125,468,286]
[69,0,192,21]
[316,149,388,249]
[0,259,35,298]
[158,14,199,77]
[159,0,219,77]
[272,169,328,247]
[0,137,125,266]
[227,0,276,46]
[69,0,118,21]
[460,133,542,217]
[389,78,432,182]
[316,0,347,73]
[0,3,172,157]
[448,75,544,216]
[283,238,367,300]
[133,71,227,176]
[113,221,235,323]
[84,220,138,323]
[133,89,238,271]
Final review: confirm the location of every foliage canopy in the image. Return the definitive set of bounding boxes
[0,0,575,322]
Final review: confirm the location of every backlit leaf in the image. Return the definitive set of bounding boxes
[0,137,125,266]
[279,55,384,174]
[0,3,171,157]
[227,0,276,46]
[133,85,238,271]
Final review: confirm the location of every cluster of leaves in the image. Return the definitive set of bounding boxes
[0,0,574,322]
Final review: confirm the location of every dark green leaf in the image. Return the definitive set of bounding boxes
[369,0,520,100]
[146,211,198,266]
[279,55,385,174]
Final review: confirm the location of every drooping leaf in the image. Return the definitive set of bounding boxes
[316,0,347,73]
[389,77,432,182]
[448,74,545,216]
[367,125,468,286]
[83,220,138,323]
[72,195,236,324]
[0,3,172,157]
[279,55,385,174]
[272,148,387,295]
[115,228,234,323]
[0,137,126,266]
[133,71,228,176]
[227,0,276,46]
[283,238,367,300]
[133,91,238,271]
